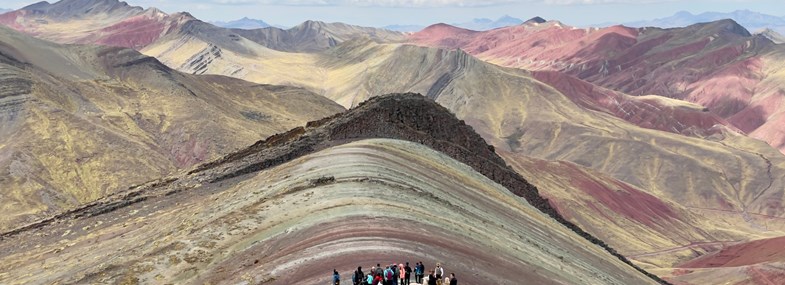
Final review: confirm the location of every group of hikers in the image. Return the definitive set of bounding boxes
[332,262,457,285]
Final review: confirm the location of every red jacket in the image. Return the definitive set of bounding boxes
[373,275,383,284]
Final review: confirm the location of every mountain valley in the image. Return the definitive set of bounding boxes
[2,1,785,284]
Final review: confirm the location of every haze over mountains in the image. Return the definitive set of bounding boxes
[3,0,785,284]
[621,10,785,35]
[211,17,272,29]
[384,15,524,32]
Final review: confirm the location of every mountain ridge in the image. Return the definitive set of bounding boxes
[621,9,785,35]
[453,15,523,31]
[211,17,271,30]
[0,93,669,285]
[383,15,526,32]
[3,2,785,283]
[0,0,194,49]
[19,0,143,19]
[0,24,344,230]
[0,0,406,53]
[230,20,406,52]
[408,18,785,155]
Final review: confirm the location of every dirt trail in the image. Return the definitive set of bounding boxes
[628,240,742,258]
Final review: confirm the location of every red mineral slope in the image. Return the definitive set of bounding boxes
[531,70,738,137]
[408,23,481,48]
[499,151,730,256]
[0,0,193,49]
[411,21,638,71]
[87,9,193,49]
[680,236,785,268]
[666,236,785,285]
[410,19,785,154]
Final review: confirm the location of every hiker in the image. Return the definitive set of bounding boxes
[420,262,427,283]
[404,262,412,285]
[434,263,444,280]
[333,269,341,285]
[375,264,384,278]
[354,266,365,285]
[367,273,374,285]
[374,273,383,285]
[448,273,457,285]
[398,263,405,285]
[390,263,403,285]
[384,266,394,285]
[415,262,424,283]
[427,271,437,285]
[392,263,400,285]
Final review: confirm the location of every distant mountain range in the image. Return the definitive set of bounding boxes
[381,24,424,32]
[454,15,523,31]
[211,17,281,30]
[384,15,524,32]
[0,0,403,53]
[620,10,785,35]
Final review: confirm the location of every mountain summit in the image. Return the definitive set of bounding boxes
[524,16,547,25]
[453,15,523,30]
[623,9,785,35]
[211,17,271,29]
[20,0,142,19]
[0,93,667,285]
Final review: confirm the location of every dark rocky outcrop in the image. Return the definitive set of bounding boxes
[525,16,547,25]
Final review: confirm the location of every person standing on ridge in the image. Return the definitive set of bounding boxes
[434,263,444,280]
[416,262,425,283]
[413,262,419,283]
[404,262,412,285]
[427,270,437,285]
[384,266,393,285]
[392,263,399,285]
[376,264,384,277]
[398,263,405,285]
[449,273,457,285]
[333,269,341,285]
[354,266,365,285]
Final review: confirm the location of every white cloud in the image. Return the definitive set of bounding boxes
[544,0,677,4]
[346,0,516,7]
[208,0,515,7]
[203,0,683,7]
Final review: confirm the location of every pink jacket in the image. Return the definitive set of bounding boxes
[399,264,405,278]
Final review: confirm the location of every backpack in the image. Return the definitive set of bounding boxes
[385,269,393,280]
[367,275,373,284]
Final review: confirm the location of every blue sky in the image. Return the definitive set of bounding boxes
[4,0,785,27]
